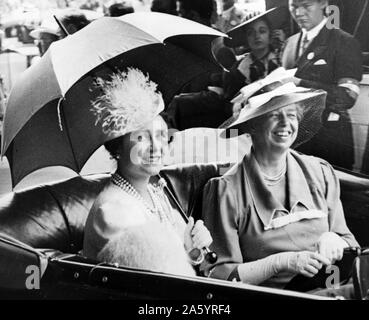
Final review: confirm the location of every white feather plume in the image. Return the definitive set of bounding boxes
[91,68,164,136]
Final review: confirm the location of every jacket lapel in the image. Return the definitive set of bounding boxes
[282,33,302,69]
[243,151,316,230]
[286,152,315,212]
[296,27,330,75]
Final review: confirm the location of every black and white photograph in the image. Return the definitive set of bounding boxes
[0,0,369,307]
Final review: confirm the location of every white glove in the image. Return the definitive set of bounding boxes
[277,251,331,277]
[316,232,349,264]
[184,217,212,252]
[237,250,331,285]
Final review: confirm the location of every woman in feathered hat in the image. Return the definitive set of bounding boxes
[202,77,359,294]
[83,68,212,276]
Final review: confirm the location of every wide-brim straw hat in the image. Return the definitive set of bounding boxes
[225,6,290,48]
[220,73,327,148]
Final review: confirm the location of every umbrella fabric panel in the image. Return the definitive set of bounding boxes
[120,12,225,43]
[59,70,111,174]
[51,17,161,97]
[169,35,222,66]
[1,50,61,155]
[7,100,78,186]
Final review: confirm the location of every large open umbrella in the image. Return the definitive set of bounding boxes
[1,12,226,187]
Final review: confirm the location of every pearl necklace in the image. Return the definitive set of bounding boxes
[111,173,176,226]
[261,162,287,187]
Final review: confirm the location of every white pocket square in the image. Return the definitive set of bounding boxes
[313,59,327,65]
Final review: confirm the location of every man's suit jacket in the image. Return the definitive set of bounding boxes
[282,26,362,121]
[282,26,363,169]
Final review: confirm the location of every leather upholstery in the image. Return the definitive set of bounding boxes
[0,162,368,256]
[159,163,233,220]
[0,174,109,253]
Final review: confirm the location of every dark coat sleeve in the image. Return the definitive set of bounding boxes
[222,60,248,101]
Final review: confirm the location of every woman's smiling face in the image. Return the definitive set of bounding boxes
[118,115,169,178]
[251,104,300,153]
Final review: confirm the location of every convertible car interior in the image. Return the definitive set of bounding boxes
[0,162,368,300]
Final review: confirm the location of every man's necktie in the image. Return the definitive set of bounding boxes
[299,33,310,57]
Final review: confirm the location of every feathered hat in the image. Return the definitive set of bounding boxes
[91,68,165,139]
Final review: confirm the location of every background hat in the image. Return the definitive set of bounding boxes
[221,81,327,148]
[30,19,59,39]
[91,68,165,140]
[224,6,290,48]
[30,9,91,39]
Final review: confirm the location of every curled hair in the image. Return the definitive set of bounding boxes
[104,136,123,160]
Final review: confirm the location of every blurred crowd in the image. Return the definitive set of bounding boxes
[0,0,263,117]
[0,0,263,42]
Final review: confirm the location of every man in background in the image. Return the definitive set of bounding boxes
[282,0,363,170]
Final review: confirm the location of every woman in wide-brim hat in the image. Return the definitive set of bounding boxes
[83,68,212,276]
[221,6,289,102]
[225,6,290,50]
[202,80,359,291]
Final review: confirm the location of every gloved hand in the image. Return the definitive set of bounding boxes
[184,217,212,252]
[237,250,331,284]
[316,232,349,264]
[276,251,331,277]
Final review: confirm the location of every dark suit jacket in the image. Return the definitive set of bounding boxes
[282,26,362,121]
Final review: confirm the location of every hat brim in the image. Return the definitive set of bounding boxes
[220,90,327,147]
[30,28,59,39]
[225,6,290,48]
